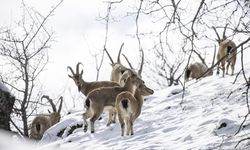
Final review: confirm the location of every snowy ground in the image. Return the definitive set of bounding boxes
[1,65,250,150]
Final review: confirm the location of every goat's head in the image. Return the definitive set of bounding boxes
[120,70,144,89]
[68,62,84,91]
[104,43,130,82]
[137,83,154,96]
[122,49,144,79]
[41,95,63,123]
[212,24,229,44]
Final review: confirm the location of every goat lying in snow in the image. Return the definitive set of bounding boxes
[116,83,154,136]
[216,38,237,77]
[185,62,213,81]
[29,95,63,140]
[83,70,144,133]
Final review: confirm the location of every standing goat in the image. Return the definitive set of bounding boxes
[105,47,145,123]
[213,25,237,77]
[116,83,154,136]
[29,95,63,140]
[83,70,144,133]
[68,62,120,126]
[185,62,213,81]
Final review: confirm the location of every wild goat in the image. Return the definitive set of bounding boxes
[216,38,237,77]
[116,83,154,136]
[104,43,144,83]
[68,62,120,126]
[105,47,145,123]
[213,25,237,77]
[82,70,144,133]
[185,62,213,81]
[104,43,128,82]
[29,95,63,140]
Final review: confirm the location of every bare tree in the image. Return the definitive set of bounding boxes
[0,1,62,136]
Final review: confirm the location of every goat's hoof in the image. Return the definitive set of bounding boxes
[83,126,88,132]
[111,120,116,124]
[98,116,102,120]
[106,123,110,127]
[91,131,94,133]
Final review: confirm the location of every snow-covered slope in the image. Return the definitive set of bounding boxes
[1,65,250,150]
[35,66,250,150]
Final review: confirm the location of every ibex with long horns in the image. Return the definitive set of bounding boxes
[67,62,120,126]
[29,95,63,140]
[104,45,145,123]
[213,24,237,77]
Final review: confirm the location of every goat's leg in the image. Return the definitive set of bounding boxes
[111,110,116,124]
[226,62,230,75]
[221,60,225,77]
[90,110,103,133]
[125,118,130,136]
[106,111,113,126]
[118,113,125,136]
[216,54,220,75]
[130,118,134,136]
[83,109,91,132]
[106,109,116,126]
[231,63,235,75]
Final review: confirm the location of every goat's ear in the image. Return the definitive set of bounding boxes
[80,70,83,76]
[68,75,73,78]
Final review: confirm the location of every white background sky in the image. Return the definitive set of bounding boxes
[0,0,147,111]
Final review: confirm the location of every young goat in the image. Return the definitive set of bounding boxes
[185,62,213,81]
[213,25,237,77]
[116,83,154,136]
[68,62,120,126]
[29,95,63,140]
[83,70,144,133]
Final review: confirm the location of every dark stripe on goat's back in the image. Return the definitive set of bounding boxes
[121,99,128,110]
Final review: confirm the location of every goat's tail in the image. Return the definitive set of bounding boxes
[185,69,191,80]
[116,92,134,112]
[85,99,90,109]
[121,99,129,110]
[35,123,41,132]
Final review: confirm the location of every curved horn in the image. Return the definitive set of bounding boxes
[41,95,57,113]
[222,23,228,39]
[67,66,75,78]
[117,43,124,63]
[212,26,221,42]
[138,49,144,76]
[104,47,114,65]
[57,96,63,113]
[76,62,83,75]
[122,54,134,69]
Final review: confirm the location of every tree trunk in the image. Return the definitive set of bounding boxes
[0,89,15,131]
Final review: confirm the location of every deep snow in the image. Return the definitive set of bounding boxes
[1,63,250,150]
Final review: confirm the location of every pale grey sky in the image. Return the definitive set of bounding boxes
[0,0,146,111]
